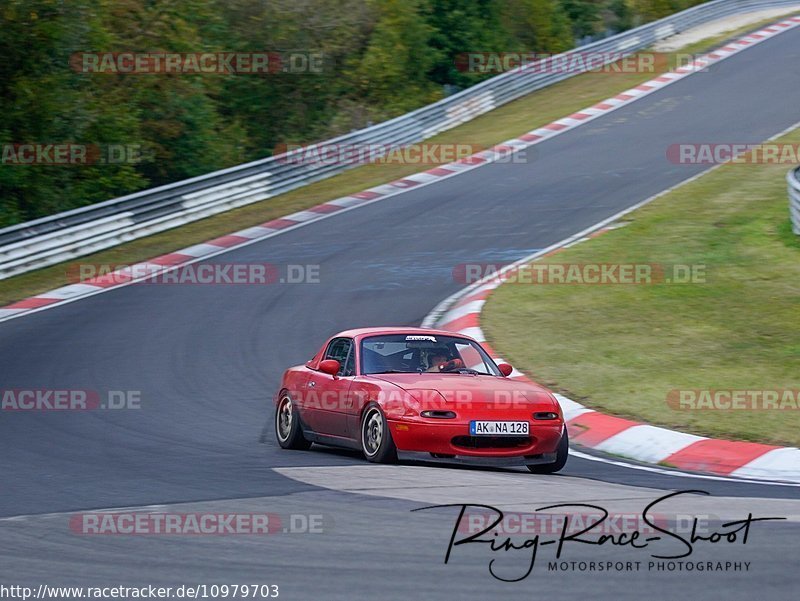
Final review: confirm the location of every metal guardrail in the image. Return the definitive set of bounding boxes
[1,0,797,278]
[789,167,800,234]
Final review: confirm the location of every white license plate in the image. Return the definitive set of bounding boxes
[469,420,529,436]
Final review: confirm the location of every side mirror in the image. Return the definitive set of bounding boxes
[498,363,513,377]
[319,359,340,377]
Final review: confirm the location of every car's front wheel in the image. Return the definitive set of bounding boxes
[275,394,311,450]
[526,428,568,474]
[361,405,397,463]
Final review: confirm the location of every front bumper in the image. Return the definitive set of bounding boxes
[388,418,563,458]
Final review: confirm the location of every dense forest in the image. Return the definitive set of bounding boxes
[0,0,706,226]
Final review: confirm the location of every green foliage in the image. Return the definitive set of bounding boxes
[0,0,710,226]
[0,0,146,225]
[350,0,442,119]
[423,0,511,89]
[502,0,574,53]
[631,0,707,23]
[608,0,634,32]
[559,0,603,39]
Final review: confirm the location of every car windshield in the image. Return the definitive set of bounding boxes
[361,333,501,376]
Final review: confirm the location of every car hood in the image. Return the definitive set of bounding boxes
[366,373,560,412]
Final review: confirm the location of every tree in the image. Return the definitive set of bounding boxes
[0,0,146,224]
[350,0,442,119]
[608,0,634,32]
[421,0,511,89]
[501,0,574,54]
[559,0,603,39]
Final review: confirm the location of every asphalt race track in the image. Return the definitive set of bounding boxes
[2,23,799,601]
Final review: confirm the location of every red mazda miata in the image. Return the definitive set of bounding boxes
[273,327,568,473]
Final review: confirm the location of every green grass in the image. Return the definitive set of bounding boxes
[2,11,797,307]
[482,128,800,447]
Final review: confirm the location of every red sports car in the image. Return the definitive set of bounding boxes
[273,327,568,473]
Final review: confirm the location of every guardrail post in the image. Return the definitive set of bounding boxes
[789,167,800,235]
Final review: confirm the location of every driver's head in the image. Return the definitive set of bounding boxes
[427,352,448,372]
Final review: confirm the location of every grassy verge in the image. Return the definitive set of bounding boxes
[482,128,800,447]
[2,11,797,306]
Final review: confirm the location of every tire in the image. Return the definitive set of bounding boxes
[361,405,397,463]
[275,394,311,450]
[526,428,568,474]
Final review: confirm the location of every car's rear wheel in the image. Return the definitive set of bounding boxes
[361,406,397,463]
[275,394,311,450]
[526,428,568,474]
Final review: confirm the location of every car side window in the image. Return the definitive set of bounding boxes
[342,347,355,377]
[324,338,354,377]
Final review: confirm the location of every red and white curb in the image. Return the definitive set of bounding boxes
[424,226,800,486]
[2,14,799,327]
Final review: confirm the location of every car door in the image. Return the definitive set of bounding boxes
[304,337,354,438]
